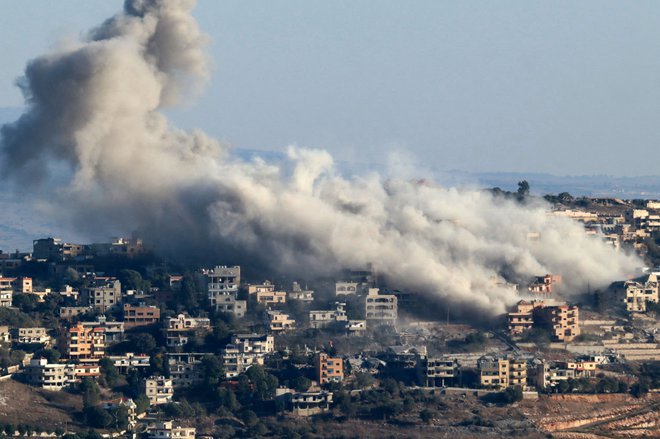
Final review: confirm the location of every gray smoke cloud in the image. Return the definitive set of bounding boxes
[0,0,641,315]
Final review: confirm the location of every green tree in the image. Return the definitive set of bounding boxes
[99,357,120,387]
[129,333,157,354]
[80,378,101,408]
[517,180,530,198]
[420,408,434,424]
[118,269,146,292]
[292,376,311,392]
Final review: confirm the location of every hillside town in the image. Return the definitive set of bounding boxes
[0,195,657,438]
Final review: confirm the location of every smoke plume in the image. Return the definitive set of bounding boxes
[0,0,640,315]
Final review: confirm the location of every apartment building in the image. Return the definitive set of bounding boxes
[535,304,580,342]
[624,274,659,312]
[265,310,296,332]
[66,322,106,363]
[221,334,274,378]
[507,300,544,335]
[423,357,460,387]
[255,289,286,305]
[315,353,344,385]
[478,355,528,390]
[206,265,240,310]
[81,316,124,344]
[528,274,562,295]
[60,306,92,320]
[106,353,151,374]
[0,290,12,308]
[165,314,211,348]
[533,359,597,390]
[365,289,398,326]
[83,278,122,313]
[145,376,174,405]
[24,358,70,391]
[309,302,348,329]
[32,238,85,261]
[166,353,207,388]
[346,320,367,336]
[123,303,161,328]
[247,280,275,295]
[275,388,333,417]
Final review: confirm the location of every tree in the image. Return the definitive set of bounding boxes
[99,357,120,387]
[292,376,311,392]
[631,380,649,398]
[135,394,150,414]
[201,355,223,388]
[118,269,146,292]
[517,180,530,198]
[80,378,101,408]
[129,333,157,354]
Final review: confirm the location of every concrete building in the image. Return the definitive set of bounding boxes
[24,358,70,391]
[335,281,359,296]
[66,322,106,363]
[507,300,544,335]
[365,289,398,326]
[275,388,333,417]
[221,334,274,378]
[107,353,151,374]
[265,309,296,332]
[624,274,659,312]
[315,352,344,385]
[478,355,528,390]
[206,265,241,310]
[33,238,85,261]
[59,306,92,320]
[123,303,161,328]
[147,421,195,439]
[83,278,122,313]
[535,304,580,342]
[212,294,246,318]
[0,290,12,308]
[247,280,275,295]
[145,376,174,405]
[165,314,211,348]
[11,327,50,345]
[289,282,314,301]
[528,274,562,295]
[346,320,367,336]
[81,316,124,344]
[309,302,348,329]
[532,359,597,390]
[166,353,207,388]
[423,357,460,387]
[255,289,287,305]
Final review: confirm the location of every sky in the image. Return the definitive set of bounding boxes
[2,1,660,177]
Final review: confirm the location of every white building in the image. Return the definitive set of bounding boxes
[147,421,195,439]
[624,274,659,312]
[145,376,174,405]
[335,282,359,296]
[206,266,241,311]
[365,289,398,326]
[309,302,348,329]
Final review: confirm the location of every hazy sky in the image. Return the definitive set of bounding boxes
[2,1,660,176]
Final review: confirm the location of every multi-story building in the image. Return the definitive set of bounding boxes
[206,265,240,311]
[81,316,124,344]
[532,359,597,390]
[145,376,174,405]
[309,302,348,329]
[123,303,161,328]
[335,282,359,296]
[166,353,207,388]
[32,238,86,261]
[275,388,333,417]
[423,357,460,387]
[365,289,398,326]
[0,290,12,308]
[106,353,151,374]
[528,274,561,295]
[11,327,50,345]
[221,334,274,378]
[507,300,544,335]
[24,358,70,391]
[535,304,580,342]
[212,294,246,318]
[147,421,195,439]
[478,355,528,390]
[59,306,93,320]
[66,322,105,363]
[624,274,659,312]
[247,280,275,296]
[346,320,367,336]
[265,310,296,332]
[165,314,211,348]
[289,282,314,301]
[83,278,122,313]
[255,289,286,305]
[315,353,344,385]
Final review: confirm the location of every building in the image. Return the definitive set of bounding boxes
[60,306,93,320]
[528,274,562,295]
[0,290,12,308]
[165,314,211,348]
[221,334,274,378]
[275,388,333,416]
[123,303,161,328]
[24,358,70,391]
[533,359,597,390]
[478,355,528,390]
[212,294,246,318]
[289,282,314,301]
[507,300,544,335]
[423,357,460,387]
[83,278,122,313]
[166,353,207,388]
[145,376,174,405]
[535,304,580,342]
[309,302,348,329]
[255,289,287,305]
[81,316,124,344]
[33,238,86,261]
[335,282,359,296]
[247,280,275,295]
[101,397,138,429]
[346,320,367,336]
[365,289,398,326]
[624,274,659,312]
[11,327,50,345]
[315,352,344,385]
[206,265,241,310]
[58,285,80,301]
[106,353,151,374]
[265,310,296,332]
[66,322,106,363]
[147,421,196,439]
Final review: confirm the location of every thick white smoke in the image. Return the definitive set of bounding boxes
[0,0,640,315]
